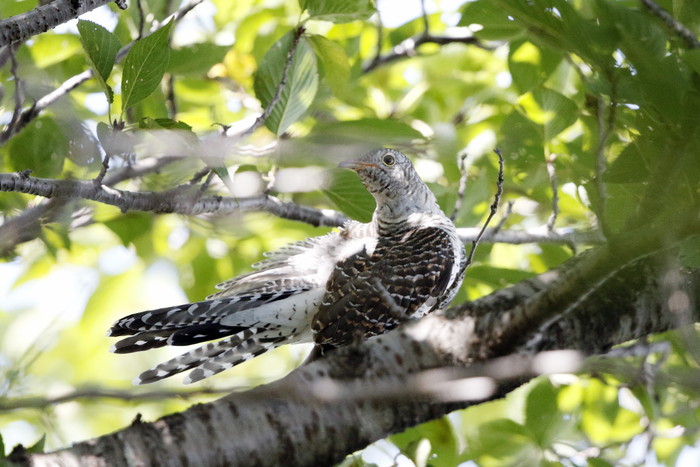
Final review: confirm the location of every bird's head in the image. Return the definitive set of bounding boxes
[339,148,441,222]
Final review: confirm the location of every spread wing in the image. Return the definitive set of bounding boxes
[312,226,457,347]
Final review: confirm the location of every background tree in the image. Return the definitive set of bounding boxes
[0,0,698,465]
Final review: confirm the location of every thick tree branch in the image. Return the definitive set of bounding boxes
[15,242,699,466]
[0,0,126,48]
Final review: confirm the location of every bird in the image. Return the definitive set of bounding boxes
[108,148,467,384]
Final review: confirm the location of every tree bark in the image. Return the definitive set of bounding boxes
[0,0,124,48]
[12,231,699,466]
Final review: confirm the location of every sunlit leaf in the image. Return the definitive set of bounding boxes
[301,0,375,23]
[308,35,350,94]
[121,21,173,112]
[322,169,375,222]
[253,31,319,135]
[77,20,121,103]
[6,117,67,177]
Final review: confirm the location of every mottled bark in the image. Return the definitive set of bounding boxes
[14,235,700,466]
[0,0,124,48]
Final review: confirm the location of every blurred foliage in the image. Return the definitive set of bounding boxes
[0,0,698,465]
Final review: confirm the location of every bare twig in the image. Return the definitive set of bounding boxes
[594,88,616,238]
[492,200,514,234]
[457,226,605,246]
[0,386,235,411]
[363,33,493,73]
[545,153,559,231]
[640,0,700,49]
[240,26,305,137]
[0,172,348,227]
[93,154,112,186]
[3,45,25,142]
[136,0,146,39]
[450,151,469,221]
[464,148,504,270]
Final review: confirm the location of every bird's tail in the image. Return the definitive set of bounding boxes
[133,327,291,384]
[107,294,308,384]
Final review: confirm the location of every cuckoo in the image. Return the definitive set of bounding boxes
[108,148,467,384]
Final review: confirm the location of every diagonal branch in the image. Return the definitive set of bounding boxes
[640,0,700,49]
[0,0,126,48]
[13,246,699,466]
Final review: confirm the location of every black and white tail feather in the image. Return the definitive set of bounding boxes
[108,148,466,384]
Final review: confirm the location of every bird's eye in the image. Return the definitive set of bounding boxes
[381,154,396,166]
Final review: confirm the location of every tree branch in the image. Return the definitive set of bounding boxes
[0,172,348,227]
[363,32,494,73]
[640,0,700,49]
[15,245,699,466]
[0,0,126,48]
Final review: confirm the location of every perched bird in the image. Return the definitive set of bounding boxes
[108,148,466,384]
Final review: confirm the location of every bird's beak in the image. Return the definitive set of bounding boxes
[338,160,378,170]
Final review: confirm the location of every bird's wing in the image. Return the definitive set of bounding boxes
[312,226,457,347]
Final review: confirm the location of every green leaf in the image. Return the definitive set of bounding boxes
[525,379,566,447]
[679,235,700,268]
[462,418,540,465]
[29,34,82,68]
[508,40,563,94]
[103,213,153,246]
[26,434,46,454]
[390,418,459,467]
[77,19,121,103]
[0,432,5,459]
[310,118,425,148]
[6,117,68,177]
[253,31,319,135]
[121,21,173,112]
[605,145,650,183]
[322,169,375,222]
[459,0,522,40]
[302,0,375,23]
[308,35,350,95]
[518,87,578,139]
[167,43,230,75]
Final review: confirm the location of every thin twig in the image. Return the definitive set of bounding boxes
[492,200,514,234]
[93,153,112,186]
[464,148,504,270]
[363,33,493,73]
[0,386,236,411]
[166,74,178,118]
[545,153,559,232]
[450,151,469,221]
[595,91,614,238]
[640,0,700,48]
[419,0,430,33]
[457,227,605,246]
[2,44,25,144]
[136,0,146,39]
[240,26,305,137]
